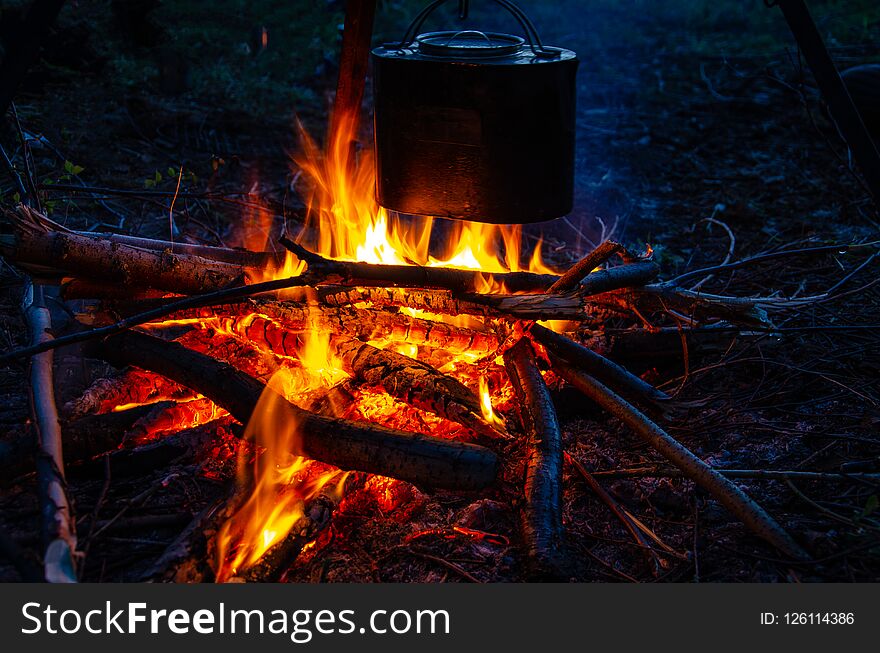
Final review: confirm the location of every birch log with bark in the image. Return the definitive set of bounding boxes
[25,283,77,582]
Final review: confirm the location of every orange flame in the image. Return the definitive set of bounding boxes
[289,110,553,286]
[214,327,349,582]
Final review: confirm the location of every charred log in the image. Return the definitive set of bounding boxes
[503,338,570,579]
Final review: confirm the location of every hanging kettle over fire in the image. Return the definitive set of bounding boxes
[372,0,578,224]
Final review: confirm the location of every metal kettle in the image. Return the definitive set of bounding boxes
[372,0,578,224]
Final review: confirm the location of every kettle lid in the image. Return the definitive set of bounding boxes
[415,30,524,58]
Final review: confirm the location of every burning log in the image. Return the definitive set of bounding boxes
[549,355,810,561]
[312,285,591,321]
[503,338,570,578]
[331,336,504,440]
[250,302,501,355]
[123,397,227,447]
[63,369,196,418]
[25,283,77,582]
[1,206,245,294]
[95,329,499,491]
[283,238,558,293]
[228,494,336,582]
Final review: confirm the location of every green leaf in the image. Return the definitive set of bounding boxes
[12,192,21,203]
[154,170,163,183]
[167,167,177,178]
[144,178,155,189]
[63,160,84,176]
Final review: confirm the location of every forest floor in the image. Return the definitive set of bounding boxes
[0,0,878,582]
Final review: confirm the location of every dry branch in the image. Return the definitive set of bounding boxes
[25,284,77,582]
[550,355,810,561]
[548,240,624,293]
[503,338,569,578]
[95,330,499,491]
[530,324,669,405]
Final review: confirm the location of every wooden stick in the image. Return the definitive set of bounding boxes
[550,358,810,561]
[95,330,499,491]
[548,240,624,293]
[327,0,377,153]
[532,324,669,404]
[589,467,880,482]
[25,284,77,582]
[282,238,559,293]
[503,338,569,578]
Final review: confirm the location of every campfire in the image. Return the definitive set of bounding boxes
[0,102,815,582]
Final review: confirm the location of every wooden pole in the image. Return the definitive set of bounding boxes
[327,0,377,155]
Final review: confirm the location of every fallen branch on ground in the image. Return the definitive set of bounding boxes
[549,354,809,561]
[504,338,570,578]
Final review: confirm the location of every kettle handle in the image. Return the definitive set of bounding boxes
[393,0,561,59]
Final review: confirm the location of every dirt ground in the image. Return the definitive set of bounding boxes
[0,1,878,582]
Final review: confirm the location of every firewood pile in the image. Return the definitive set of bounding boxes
[0,199,833,583]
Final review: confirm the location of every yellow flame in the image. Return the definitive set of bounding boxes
[287,110,552,284]
[214,328,349,582]
[478,376,503,428]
